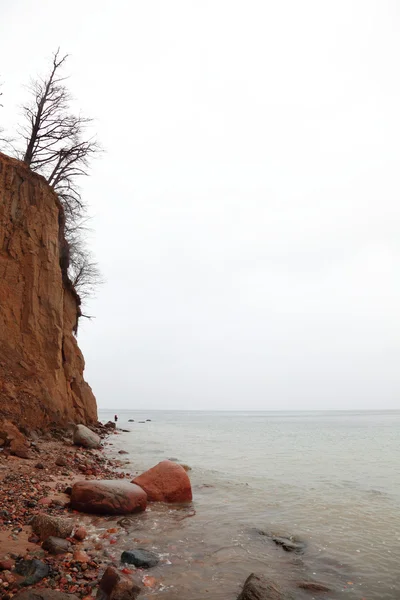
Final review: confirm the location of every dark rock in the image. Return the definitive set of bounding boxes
[42,536,71,555]
[96,565,141,599]
[35,463,44,469]
[238,574,291,600]
[55,456,68,467]
[128,420,134,422]
[121,549,159,568]
[70,480,147,515]
[146,419,151,422]
[298,582,330,592]
[118,450,129,454]
[121,429,130,433]
[64,486,72,495]
[31,513,73,541]
[272,536,305,553]
[13,591,80,600]
[105,421,116,429]
[15,559,49,586]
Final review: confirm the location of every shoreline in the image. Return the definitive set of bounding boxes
[0,422,144,598]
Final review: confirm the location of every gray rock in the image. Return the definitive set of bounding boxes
[73,424,101,449]
[121,548,159,568]
[272,536,305,553]
[238,574,291,600]
[15,559,49,586]
[42,536,71,555]
[31,513,73,541]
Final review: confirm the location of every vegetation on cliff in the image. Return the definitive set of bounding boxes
[0,50,102,309]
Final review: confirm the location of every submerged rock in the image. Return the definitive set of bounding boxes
[15,558,49,586]
[298,581,330,592]
[97,565,141,600]
[70,480,147,514]
[42,536,71,555]
[73,424,101,449]
[132,459,192,503]
[238,573,291,600]
[121,549,159,568]
[13,591,80,600]
[31,513,73,541]
[272,536,305,553]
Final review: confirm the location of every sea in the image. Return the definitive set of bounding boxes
[97,409,400,599]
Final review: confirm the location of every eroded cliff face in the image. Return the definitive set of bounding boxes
[0,152,97,428]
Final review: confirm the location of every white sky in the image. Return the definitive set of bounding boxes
[1,0,400,410]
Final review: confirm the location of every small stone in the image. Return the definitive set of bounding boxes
[35,463,45,469]
[96,565,141,600]
[73,550,90,563]
[121,549,159,568]
[74,526,87,541]
[42,536,71,555]
[55,456,68,467]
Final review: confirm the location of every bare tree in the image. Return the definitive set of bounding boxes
[19,50,102,308]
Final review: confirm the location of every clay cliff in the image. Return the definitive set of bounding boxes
[0,152,97,428]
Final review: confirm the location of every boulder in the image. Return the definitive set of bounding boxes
[15,559,49,586]
[132,460,192,503]
[237,574,291,600]
[105,421,117,429]
[73,424,101,449]
[42,536,71,555]
[13,591,80,600]
[121,549,159,568]
[97,565,141,600]
[70,480,147,515]
[31,513,73,541]
[0,420,30,458]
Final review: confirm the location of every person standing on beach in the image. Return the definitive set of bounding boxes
[114,414,118,423]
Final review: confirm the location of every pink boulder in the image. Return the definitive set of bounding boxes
[70,480,147,515]
[132,460,192,503]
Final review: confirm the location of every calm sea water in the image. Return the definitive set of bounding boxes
[98,410,400,599]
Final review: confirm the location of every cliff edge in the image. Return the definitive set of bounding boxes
[0,152,97,428]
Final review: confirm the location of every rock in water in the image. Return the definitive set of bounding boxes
[15,559,49,586]
[70,480,147,514]
[13,591,80,600]
[97,565,141,600]
[272,536,305,553]
[132,459,192,502]
[121,549,159,568]
[31,514,73,541]
[42,536,71,555]
[238,574,291,600]
[73,424,101,449]
[297,581,331,592]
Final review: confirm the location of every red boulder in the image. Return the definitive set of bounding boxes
[70,480,147,515]
[132,460,192,503]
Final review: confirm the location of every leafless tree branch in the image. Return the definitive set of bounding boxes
[18,50,103,310]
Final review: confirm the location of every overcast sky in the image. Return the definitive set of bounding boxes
[1,0,400,410]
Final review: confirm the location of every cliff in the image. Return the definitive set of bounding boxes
[0,152,97,428]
